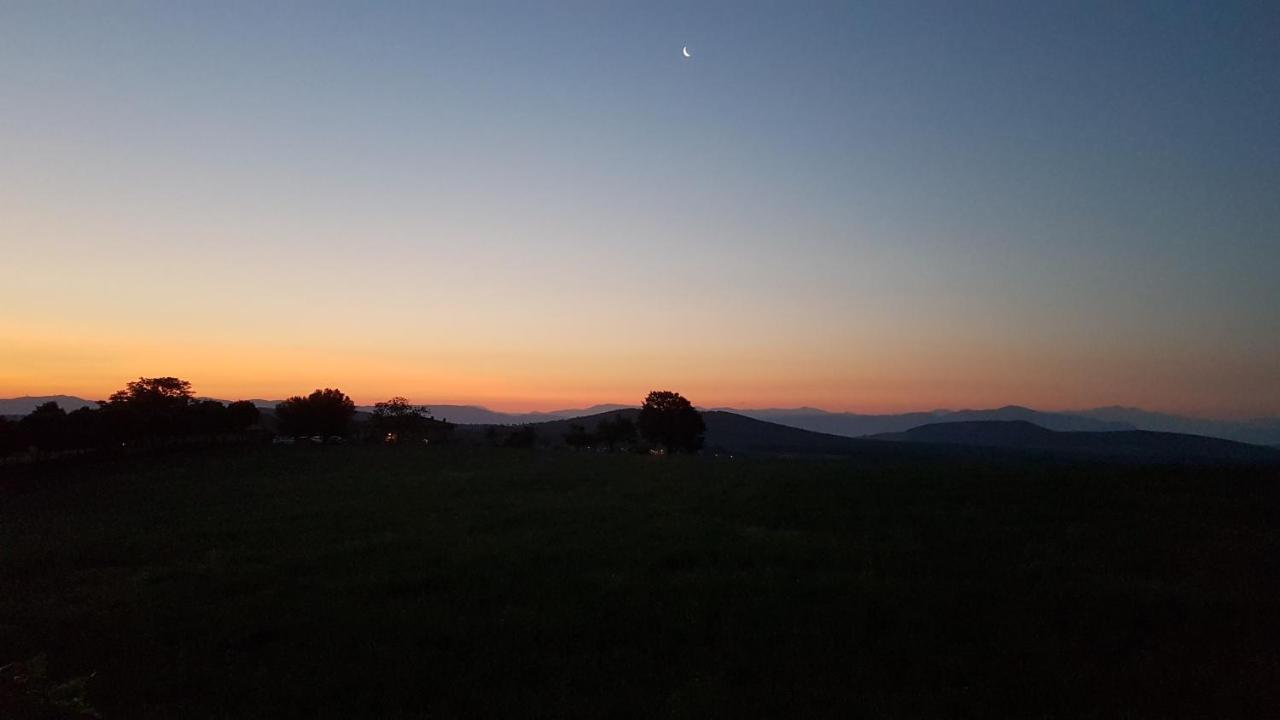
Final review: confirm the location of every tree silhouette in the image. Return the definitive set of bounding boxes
[638,391,705,453]
[3,380,263,458]
[0,416,21,456]
[18,401,66,452]
[275,389,355,437]
[225,401,260,433]
[64,406,106,450]
[371,397,432,439]
[101,376,196,441]
[192,399,230,436]
[107,376,194,409]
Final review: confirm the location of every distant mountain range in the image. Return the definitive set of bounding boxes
[1068,406,1280,447]
[723,405,1280,448]
[485,409,883,457]
[0,396,96,415]
[472,410,1280,465]
[869,421,1280,464]
[3,396,1277,448]
[446,403,1280,447]
[371,404,634,426]
[721,405,1132,434]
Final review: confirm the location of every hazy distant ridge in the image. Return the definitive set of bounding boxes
[352,404,634,426]
[722,405,1131,434]
[869,420,1280,464]
[725,405,1280,447]
[0,396,95,415]
[470,409,1280,464]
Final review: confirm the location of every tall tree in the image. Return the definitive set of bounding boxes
[275,389,355,437]
[18,401,67,452]
[371,397,432,439]
[106,377,194,410]
[101,376,196,441]
[225,401,261,432]
[638,391,705,453]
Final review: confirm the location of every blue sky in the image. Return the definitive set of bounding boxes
[1,1,1277,416]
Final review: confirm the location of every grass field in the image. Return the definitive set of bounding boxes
[2,446,1278,718]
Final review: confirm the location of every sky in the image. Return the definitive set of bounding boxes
[1,1,1278,417]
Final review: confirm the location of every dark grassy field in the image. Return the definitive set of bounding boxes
[2,446,1278,718]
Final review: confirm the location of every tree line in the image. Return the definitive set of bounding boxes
[1,380,706,458]
[563,391,706,453]
[0,378,261,457]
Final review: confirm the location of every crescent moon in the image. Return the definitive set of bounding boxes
[682,46,691,58]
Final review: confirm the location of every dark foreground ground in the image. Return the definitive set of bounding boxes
[2,446,1278,718]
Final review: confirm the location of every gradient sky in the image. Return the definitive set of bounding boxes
[2,1,1278,417]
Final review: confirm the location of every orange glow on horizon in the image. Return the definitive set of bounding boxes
[2,338,1275,420]
[3,304,1277,420]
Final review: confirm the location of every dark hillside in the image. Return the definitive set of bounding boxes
[465,410,925,458]
[467,412,1280,465]
[873,421,1280,464]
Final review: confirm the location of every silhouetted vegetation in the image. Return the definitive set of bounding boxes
[595,414,637,450]
[0,417,20,456]
[62,407,108,451]
[0,377,266,460]
[557,414,638,452]
[18,402,68,454]
[4,378,1279,718]
[275,389,356,438]
[371,397,428,434]
[638,390,705,453]
[563,422,594,450]
[100,376,197,443]
[225,400,261,432]
[503,425,537,448]
[481,424,539,449]
[371,397,454,444]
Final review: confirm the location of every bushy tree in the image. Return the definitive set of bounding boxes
[18,401,68,452]
[101,376,196,441]
[106,377,194,410]
[371,397,431,439]
[192,399,230,436]
[64,407,107,450]
[5,379,263,457]
[638,391,705,453]
[225,401,260,432]
[19,403,117,453]
[275,389,355,437]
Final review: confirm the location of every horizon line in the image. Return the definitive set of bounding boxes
[2,392,1275,423]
